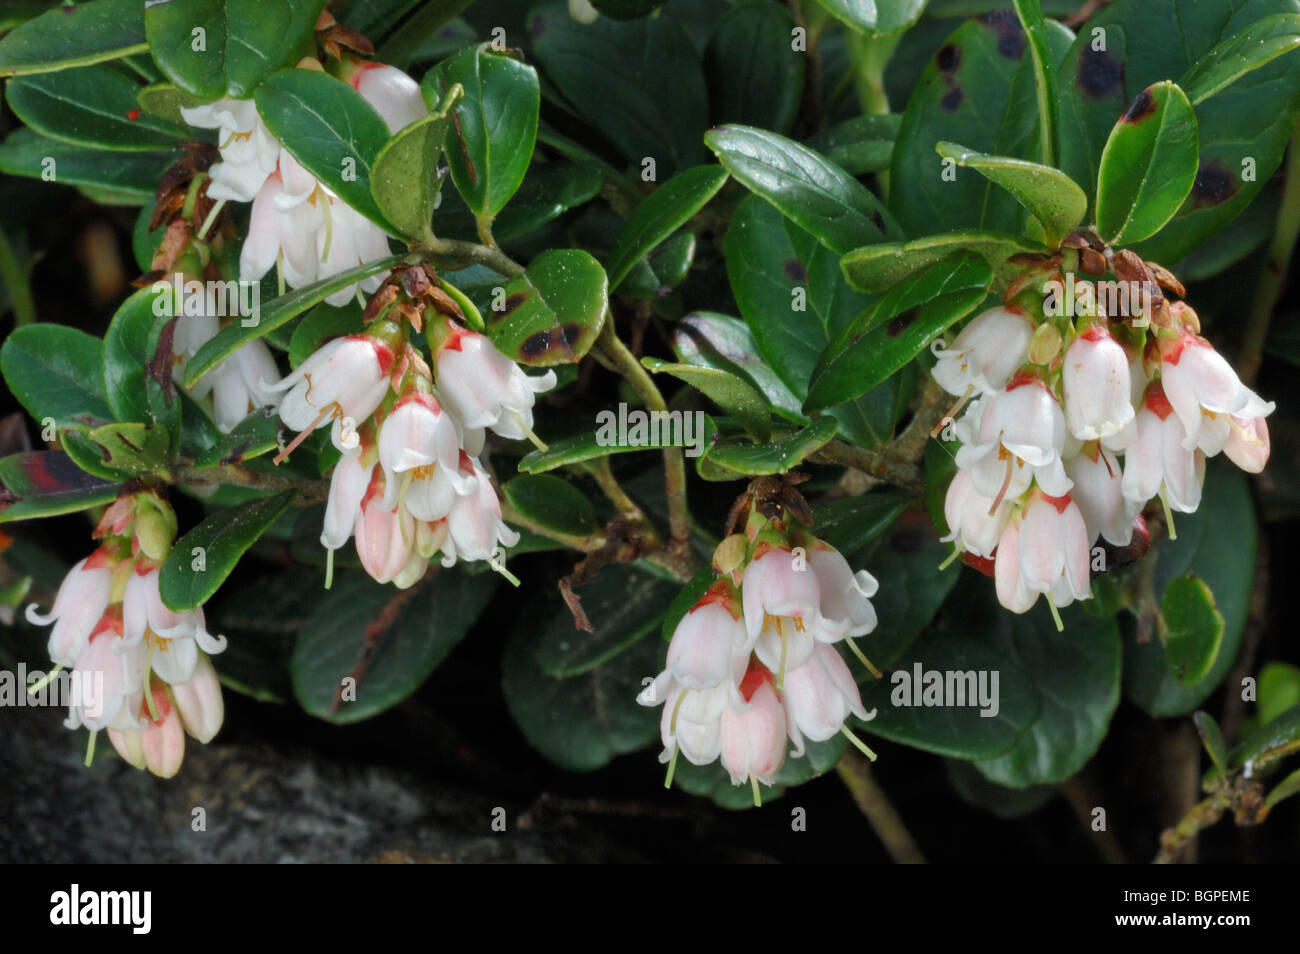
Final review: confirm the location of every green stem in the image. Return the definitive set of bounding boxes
[0,228,36,327]
[595,317,692,564]
[847,30,900,201]
[1240,119,1300,386]
[412,236,524,278]
[836,750,927,863]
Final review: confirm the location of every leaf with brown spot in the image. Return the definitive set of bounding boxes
[486,249,607,367]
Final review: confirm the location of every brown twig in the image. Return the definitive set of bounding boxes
[836,750,927,863]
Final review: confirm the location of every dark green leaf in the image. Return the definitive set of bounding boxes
[6,65,187,151]
[518,428,666,474]
[1161,574,1226,686]
[1095,81,1199,245]
[1227,705,1300,773]
[0,0,147,76]
[1181,12,1300,104]
[1193,710,1229,770]
[808,251,992,412]
[102,287,180,443]
[502,474,597,538]
[810,492,910,557]
[813,0,927,34]
[841,229,1039,293]
[159,490,295,612]
[193,407,281,468]
[145,0,328,100]
[292,568,496,723]
[670,311,806,423]
[606,165,728,289]
[423,43,539,220]
[706,124,899,254]
[0,128,177,201]
[370,90,458,242]
[705,1,802,134]
[804,115,901,175]
[697,416,838,480]
[0,322,112,426]
[0,451,122,524]
[642,356,770,440]
[287,301,365,369]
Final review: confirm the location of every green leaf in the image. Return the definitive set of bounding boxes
[483,248,607,366]
[813,0,927,35]
[183,254,403,387]
[291,568,496,723]
[810,492,911,557]
[504,623,661,772]
[1094,81,1199,245]
[102,287,180,442]
[136,82,207,125]
[159,490,295,612]
[891,12,1076,238]
[705,1,802,134]
[433,158,602,243]
[529,1,708,177]
[590,0,666,17]
[724,196,903,447]
[706,124,899,254]
[0,322,113,426]
[6,65,187,152]
[619,232,696,302]
[193,407,281,468]
[934,142,1085,248]
[145,0,328,100]
[0,451,122,524]
[422,43,539,220]
[370,90,459,242]
[1011,0,1061,169]
[533,563,678,678]
[804,115,901,175]
[1193,710,1229,770]
[0,0,147,77]
[606,165,728,289]
[1257,662,1300,727]
[642,356,770,440]
[1227,705,1300,774]
[670,312,807,424]
[660,568,714,643]
[502,474,597,538]
[62,421,169,479]
[841,229,1040,293]
[1265,766,1300,812]
[1181,12,1300,105]
[808,251,992,412]
[517,429,666,474]
[697,416,837,481]
[1161,574,1226,686]
[1125,459,1256,716]
[0,128,176,201]
[255,69,394,232]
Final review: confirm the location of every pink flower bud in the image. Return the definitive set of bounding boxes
[1062,326,1135,441]
[1121,383,1205,513]
[171,654,224,744]
[267,335,395,453]
[26,549,114,668]
[1159,333,1274,451]
[719,669,787,786]
[782,643,868,745]
[930,305,1033,397]
[434,324,556,441]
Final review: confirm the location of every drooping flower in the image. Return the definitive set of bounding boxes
[268,334,396,453]
[942,467,1013,559]
[781,643,869,746]
[179,98,279,202]
[25,548,114,668]
[993,490,1091,618]
[953,376,1073,505]
[441,455,520,564]
[719,665,788,787]
[930,305,1034,397]
[1062,326,1135,441]
[740,543,841,678]
[1121,382,1205,514]
[1064,443,1135,546]
[1159,332,1275,451]
[432,319,557,442]
[107,684,186,779]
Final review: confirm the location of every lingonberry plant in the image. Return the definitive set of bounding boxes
[1,0,1299,863]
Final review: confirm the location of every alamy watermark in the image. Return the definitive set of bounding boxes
[1042,272,1155,326]
[890,663,1000,718]
[151,273,261,327]
[0,664,102,714]
[595,403,707,458]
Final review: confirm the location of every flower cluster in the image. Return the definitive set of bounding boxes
[935,271,1273,623]
[165,51,426,433]
[275,265,554,589]
[638,496,879,803]
[23,494,225,777]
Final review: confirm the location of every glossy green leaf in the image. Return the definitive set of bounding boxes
[62,421,169,479]
[102,287,180,442]
[255,69,394,231]
[183,254,403,386]
[1227,705,1300,773]
[1125,460,1256,716]
[1161,574,1226,686]
[1257,662,1300,727]
[370,88,460,241]
[697,416,838,481]
[0,322,113,427]
[841,229,1040,293]
[287,301,365,369]
[145,0,328,100]
[808,251,992,412]
[1011,0,1061,168]
[804,115,901,175]
[642,356,770,440]
[1095,81,1199,245]
[291,568,495,723]
[706,124,899,254]
[6,65,187,151]
[725,196,903,447]
[0,451,122,524]
[482,248,607,367]
[934,142,1086,247]
[705,0,802,133]
[1193,710,1229,770]
[502,474,597,538]
[618,232,696,302]
[606,165,728,289]
[529,1,708,177]
[891,13,1075,238]
[0,129,177,201]
[504,622,661,772]
[813,0,927,35]
[433,159,602,243]
[193,407,281,468]
[136,82,207,125]
[0,0,147,77]
[159,490,295,612]
[1181,12,1300,104]
[811,492,911,557]
[518,425,678,474]
[423,43,539,220]
[533,563,678,678]
[670,312,807,424]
